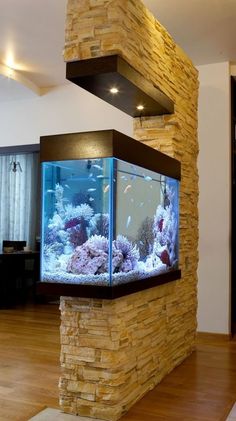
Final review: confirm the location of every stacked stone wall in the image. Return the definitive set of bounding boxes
[60,1,198,419]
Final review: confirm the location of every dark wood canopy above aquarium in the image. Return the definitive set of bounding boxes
[40,130,181,180]
[39,129,181,299]
[66,55,174,118]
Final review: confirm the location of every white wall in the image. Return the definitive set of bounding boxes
[0,66,232,334]
[0,83,132,147]
[197,62,231,334]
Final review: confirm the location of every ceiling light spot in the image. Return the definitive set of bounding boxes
[110,87,119,94]
[5,50,15,69]
[137,105,144,111]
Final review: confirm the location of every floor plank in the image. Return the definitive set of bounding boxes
[0,304,60,421]
[0,304,235,421]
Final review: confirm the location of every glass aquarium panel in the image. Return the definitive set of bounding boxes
[113,159,179,285]
[41,156,179,288]
[41,158,112,286]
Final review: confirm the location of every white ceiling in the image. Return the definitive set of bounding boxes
[0,0,236,100]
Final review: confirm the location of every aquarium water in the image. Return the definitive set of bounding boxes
[41,158,179,286]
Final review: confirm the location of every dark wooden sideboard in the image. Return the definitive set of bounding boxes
[0,251,40,307]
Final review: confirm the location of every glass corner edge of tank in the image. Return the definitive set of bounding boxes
[40,162,46,283]
[108,157,115,288]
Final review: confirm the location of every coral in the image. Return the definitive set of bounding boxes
[68,218,88,248]
[160,249,171,266]
[89,213,109,237]
[63,204,93,249]
[45,242,64,256]
[57,254,71,272]
[153,205,167,241]
[44,226,61,245]
[67,235,109,275]
[136,216,154,259]
[113,235,140,273]
[54,185,94,226]
[64,217,81,230]
[43,242,65,272]
[151,198,178,268]
[48,213,64,230]
[64,203,94,223]
[55,183,65,218]
[87,235,109,252]
[58,230,70,244]
[66,234,139,276]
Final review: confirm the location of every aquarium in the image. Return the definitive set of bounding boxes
[40,130,180,298]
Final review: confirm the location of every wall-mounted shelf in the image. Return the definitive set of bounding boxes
[66,55,174,117]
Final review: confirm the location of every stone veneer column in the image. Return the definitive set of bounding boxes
[60,1,199,420]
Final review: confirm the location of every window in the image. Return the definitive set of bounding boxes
[0,153,39,252]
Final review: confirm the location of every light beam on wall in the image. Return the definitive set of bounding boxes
[0,63,41,96]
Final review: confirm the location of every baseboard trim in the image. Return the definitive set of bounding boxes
[197,331,232,343]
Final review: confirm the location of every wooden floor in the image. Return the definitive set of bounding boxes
[0,304,236,421]
[0,304,60,421]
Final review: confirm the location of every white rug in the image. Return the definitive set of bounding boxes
[28,408,103,421]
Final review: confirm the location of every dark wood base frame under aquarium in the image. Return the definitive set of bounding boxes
[37,269,181,299]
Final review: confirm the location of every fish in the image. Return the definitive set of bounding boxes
[64,184,70,189]
[103,184,110,193]
[126,216,131,228]
[46,189,54,193]
[88,173,94,178]
[144,175,152,181]
[139,241,144,245]
[89,197,95,202]
[87,188,96,192]
[96,175,104,179]
[123,184,132,194]
[91,178,96,182]
[92,164,103,171]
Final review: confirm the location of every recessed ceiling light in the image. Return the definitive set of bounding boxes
[110,87,119,94]
[136,105,144,111]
